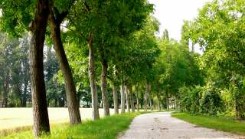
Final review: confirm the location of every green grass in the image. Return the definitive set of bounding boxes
[172,112,245,135]
[1,112,140,139]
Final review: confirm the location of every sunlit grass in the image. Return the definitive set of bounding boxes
[1,112,140,139]
[172,112,245,135]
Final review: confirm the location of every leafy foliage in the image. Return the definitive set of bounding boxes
[180,0,245,119]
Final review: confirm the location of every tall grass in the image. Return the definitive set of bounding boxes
[172,112,245,135]
[1,112,139,139]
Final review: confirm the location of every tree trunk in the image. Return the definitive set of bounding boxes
[191,41,195,52]
[2,75,9,107]
[149,97,153,111]
[120,85,125,113]
[125,86,130,112]
[136,94,139,112]
[166,91,169,110]
[157,94,161,111]
[88,34,100,120]
[101,59,110,116]
[112,84,119,114]
[49,9,81,124]
[21,78,28,107]
[21,56,29,107]
[29,0,50,136]
[129,86,135,112]
[144,82,150,111]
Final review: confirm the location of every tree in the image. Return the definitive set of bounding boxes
[0,33,18,107]
[183,0,245,119]
[0,33,31,107]
[110,16,160,112]
[154,36,203,110]
[1,0,82,125]
[48,0,81,124]
[44,46,66,107]
[1,0,52,135]
[68,0,153,118]
[28,0,51,136]
[19,35,31,107]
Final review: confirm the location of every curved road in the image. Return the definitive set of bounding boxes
[119,112,244,139]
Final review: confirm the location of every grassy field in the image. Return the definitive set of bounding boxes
[0,108,116,130]
[172,112,245,135]
[1,112,140,139]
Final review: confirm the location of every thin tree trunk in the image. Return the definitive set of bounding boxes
[149,97,153,111]
[2,75,9,107]
[157,94,161,111]
[29,0,50,136]
[144,82,150,111]
[125,86,130,112]
[22,79,28,107]
[166,91,169,110]
[49,9,81,124]
[136,94,139,112]
[129,86,135,112]
[112,84,119,114]
[21,57,29,107]
[191,41,195,52]
[149,85,152,111]
[101,59,110,116]
[88,34,100,120]
[120,85,125,113]
[135,85,139,111]
[16,84,22,107]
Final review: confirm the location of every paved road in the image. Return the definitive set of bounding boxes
[119,112,244,139]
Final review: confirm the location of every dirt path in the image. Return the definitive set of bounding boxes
[119,112,244,139]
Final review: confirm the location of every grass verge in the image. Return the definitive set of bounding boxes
[172,112,245,135]
[1,112,140,139]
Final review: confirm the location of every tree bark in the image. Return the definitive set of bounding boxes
[21,76,28,107]
[144,82,150,111]
[29,0,50,136]
[2,74,9,107]
[88,34,100,120]
[156,94,161,111]
[136,93,139,112]
[101,59,110,116]
[149,97,153,111]
[129,86,135,112]
[166,91,169,110]
[112,84,119,114]
[49,9,81,124]
[125,86,130,112]
[21,56,29,107]
[120,84,125,113]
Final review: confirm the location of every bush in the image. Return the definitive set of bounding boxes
[179,85,224,115]
[179,86,202,114]
[200,88,224,115]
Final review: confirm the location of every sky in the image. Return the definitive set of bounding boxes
[148,0,212,41]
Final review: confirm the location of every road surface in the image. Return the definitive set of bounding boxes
[119,112,244,139]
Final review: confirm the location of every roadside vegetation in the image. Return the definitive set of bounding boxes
[172,113,245,135]
[1,112,139,139]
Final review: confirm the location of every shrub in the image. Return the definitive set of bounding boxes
[200,88,224,115]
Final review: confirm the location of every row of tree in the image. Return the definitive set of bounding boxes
[0,0,163,137]
[0,34,30,107]
[179,0,245,119]
[1,0,243,137]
